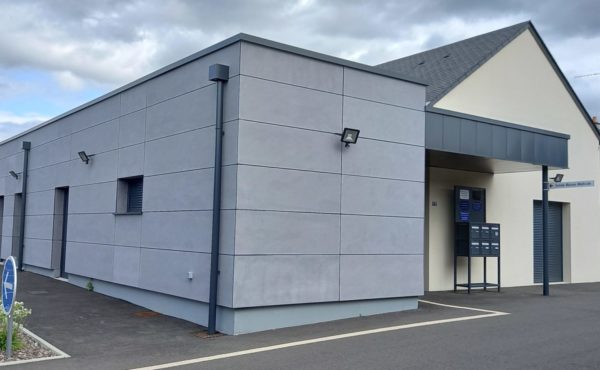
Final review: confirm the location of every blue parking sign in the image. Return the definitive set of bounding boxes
[2,257,17,315]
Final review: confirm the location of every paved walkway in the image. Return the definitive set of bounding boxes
[13,272,600,369]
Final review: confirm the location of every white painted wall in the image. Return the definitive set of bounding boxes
[427,29,600,290]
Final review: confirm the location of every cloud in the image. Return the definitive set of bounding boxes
[0,0,598,119]
[53,71,86,91]
[0,111,49,125]
[0,111,49,141]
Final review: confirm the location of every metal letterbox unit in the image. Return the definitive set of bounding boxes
[454,186,486,223]
[470,241,481,255]
[453,186,501,293]
[481,241,491,255]
[470,224,480,239]
[454,222,500,257]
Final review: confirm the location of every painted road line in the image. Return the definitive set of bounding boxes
[419,299,508,315]
[131,300,509,370]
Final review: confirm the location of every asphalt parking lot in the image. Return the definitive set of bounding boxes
[14,272,600,370]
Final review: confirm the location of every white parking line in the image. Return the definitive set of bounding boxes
[131,300,509,370]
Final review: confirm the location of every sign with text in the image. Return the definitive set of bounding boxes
[549,180,595,189]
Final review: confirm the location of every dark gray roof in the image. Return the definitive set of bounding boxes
[377,22,530,104]
[377,21,600,142]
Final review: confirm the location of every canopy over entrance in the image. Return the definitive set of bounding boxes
[426,108,569,173]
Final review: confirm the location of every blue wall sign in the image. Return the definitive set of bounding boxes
[2,257,17,315]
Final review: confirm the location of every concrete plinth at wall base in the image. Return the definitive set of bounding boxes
[228,297,419,335]
[66,274,418,335]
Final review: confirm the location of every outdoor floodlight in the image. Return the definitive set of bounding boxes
[8,171,18,179]
[551,173,564,183]
[341,128,360,148]
[78,151,94,164]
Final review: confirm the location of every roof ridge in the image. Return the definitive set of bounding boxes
[377,21,531,104]
[384,21,531,63]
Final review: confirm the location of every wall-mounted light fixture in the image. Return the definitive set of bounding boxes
[551,173,564,183]
[8,170,18,179]
[341,128,360,148]
[78,151,95,164]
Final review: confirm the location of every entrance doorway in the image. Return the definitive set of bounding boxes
[53,187,69,278]
[533,200,563,283]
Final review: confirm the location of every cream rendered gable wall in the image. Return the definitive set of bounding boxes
[426,29,600,290]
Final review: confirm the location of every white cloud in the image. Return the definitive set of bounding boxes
[53,70,85,91]
[0,111,49,125]
[0,0,598,121]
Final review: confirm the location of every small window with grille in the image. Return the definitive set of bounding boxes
[116,176,143,214]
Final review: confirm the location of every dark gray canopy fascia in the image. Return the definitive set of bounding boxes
[426,108,569,170]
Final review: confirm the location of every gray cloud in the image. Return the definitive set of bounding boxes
[0,0,598,116]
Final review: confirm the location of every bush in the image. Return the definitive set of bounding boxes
[0,302,32,350]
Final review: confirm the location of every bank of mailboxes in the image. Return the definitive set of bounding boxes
[455,222,500,256]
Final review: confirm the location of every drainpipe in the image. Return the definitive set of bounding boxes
[18,141,31,271]
[207,64,229,334]
[542,165,549,296]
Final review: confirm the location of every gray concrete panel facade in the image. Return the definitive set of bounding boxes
[0,37,426,334]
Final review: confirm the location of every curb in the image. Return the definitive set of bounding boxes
[0,327,70,367]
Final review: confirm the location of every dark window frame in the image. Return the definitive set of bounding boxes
[116,176,144,215]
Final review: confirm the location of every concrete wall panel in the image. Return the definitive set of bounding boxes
[340,255,423,300]
[69,182,117,214]
[141,211,211,253]
[146,44,240,106]
[69,151,117,187]
[341,175,424,217]
[0,236,11,258]
[120,84,146,116]
[237,165,340,213]
[70,119,119,159]
[239,76,342,132]
[343,97,425,145]
[66,241,114,281]
[238,120,341,173]
[23,215,53,239]
[67,213,115,245]
[25,190,55,215]
[146,87,215,141]
[342,139,424,181]
[235,210,340,255]
[233,255,339,307]
[143,169,213,212]
[29,136,71,170]
[75,95,120,130]
[144,128,214,176]
[113,246,140,286]
[343,68,425,110]
[241,42,343,93]
[117,144,144,178]
[23,238,52,268]
[115,215,142,247]
[119,110,146,147]
[341,215,423,255]
[138,248,210,301]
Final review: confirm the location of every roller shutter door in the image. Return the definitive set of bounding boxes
[533,201,563,283]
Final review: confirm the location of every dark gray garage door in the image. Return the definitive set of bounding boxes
[533,201,563,283]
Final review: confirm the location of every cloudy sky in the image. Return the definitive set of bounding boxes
[0,0,598,140]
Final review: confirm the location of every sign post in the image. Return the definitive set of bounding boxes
[2,257,17,359]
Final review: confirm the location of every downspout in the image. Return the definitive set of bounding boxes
[542,165,549,296]
[18,141,31,271]
[208,64,229,334]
